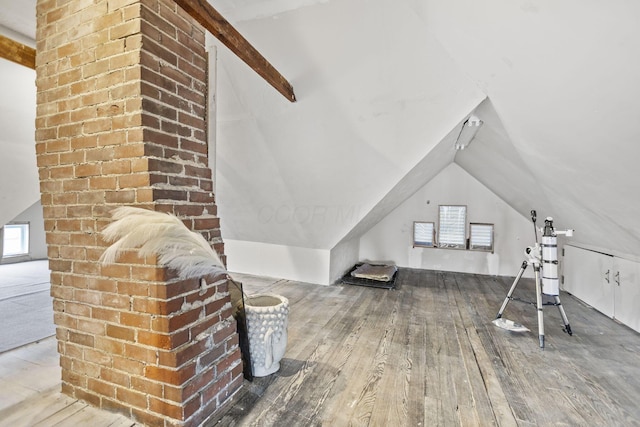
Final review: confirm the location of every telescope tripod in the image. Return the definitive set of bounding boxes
[495,258,572,349]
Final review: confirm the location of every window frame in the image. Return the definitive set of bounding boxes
[413,221,435,248]
[469,222,494,252]
[2,222,30,258]
[437,205,467,250]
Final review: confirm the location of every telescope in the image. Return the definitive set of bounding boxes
[492,210,574,349]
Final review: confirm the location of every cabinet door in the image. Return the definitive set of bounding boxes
[563,245,615,318]
[613,257,640,333]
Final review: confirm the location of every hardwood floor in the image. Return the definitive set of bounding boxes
[2,268,639,426]
[0,386,135,427]
[210,269,640,427]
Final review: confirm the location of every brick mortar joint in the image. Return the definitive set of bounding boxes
[180,292,229,313]
[151,182,208,192]
[146,154,210,169]
[139,75,206,94]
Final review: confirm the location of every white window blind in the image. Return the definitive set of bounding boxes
[470,223,494,252]
[413,222,435,247]
[438,205,466,249]
[3,223,29,257]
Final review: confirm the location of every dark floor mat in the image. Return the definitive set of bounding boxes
[340,263,398,290]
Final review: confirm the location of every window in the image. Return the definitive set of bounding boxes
[469,223,494,252]
[438,205,466,249]
[413,221,435,247]
[3,223,29,257]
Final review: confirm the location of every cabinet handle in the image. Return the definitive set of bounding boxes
[604,269,610,283]
[615,271,620,286]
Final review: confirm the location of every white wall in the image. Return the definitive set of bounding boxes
[359,163,536,277]
[225,239,331,285]
[0,58,39,228]
[225,159,547,284]
[328,237,360,284]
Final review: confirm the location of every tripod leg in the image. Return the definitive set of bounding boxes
[554,296,573,336]
[496,261,528,319]
[534,265,545,348]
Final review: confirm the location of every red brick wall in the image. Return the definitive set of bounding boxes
[35,0,242,425]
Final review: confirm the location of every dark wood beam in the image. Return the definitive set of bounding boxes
[0,34,35,70]
[174,0,296,102]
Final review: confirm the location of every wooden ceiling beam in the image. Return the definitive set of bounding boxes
[174,0,296,102]
[0,34,35,69]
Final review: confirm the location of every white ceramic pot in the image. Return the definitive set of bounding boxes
[244,293,289,377]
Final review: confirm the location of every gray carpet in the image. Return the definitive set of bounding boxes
[0,260,55,353]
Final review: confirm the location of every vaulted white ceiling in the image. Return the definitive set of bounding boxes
[0,0,35,42]
[211,0,640,259]
[214,0,486,250]
[1,0,639,261]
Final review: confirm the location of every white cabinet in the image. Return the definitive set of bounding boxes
[563,245,640,333]
[563,245,614,317]
[612,257,640,332]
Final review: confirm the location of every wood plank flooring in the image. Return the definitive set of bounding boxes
[0,385,135,427]
[210,269,640,427]
[3,268,640,426]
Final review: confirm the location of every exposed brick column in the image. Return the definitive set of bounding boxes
[35,0,242,425]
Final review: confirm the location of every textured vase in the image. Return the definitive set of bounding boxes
[245,294,289,377]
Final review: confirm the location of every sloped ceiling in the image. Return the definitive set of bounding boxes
[1,0,639,260]
[427,0,640,257]
[0,0,35,43]
[455,99,553,219]
[213,0,640,259]
[214,0,485,250]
